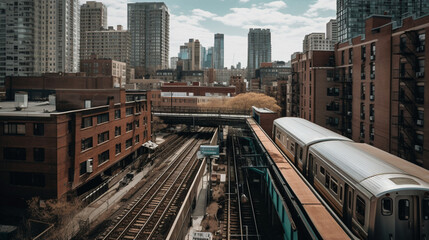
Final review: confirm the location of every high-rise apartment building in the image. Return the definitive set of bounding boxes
[80,25,130,67]
[80,1,107,32]
[326,19,338,43]
[170,57,178,69]
[204,47,214,69]
[128,2,169,77]
[177,39,201,71]
[213,33,224,69]
[248,28,271,79]
[303,33,334,52]
[337,0,429,42]
[0,0,80,86]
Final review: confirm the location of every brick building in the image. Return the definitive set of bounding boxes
[229,75,246,94]
[0,89,151,201]
[290,15,429,168]
[5,73,122,101]
[290,51,337,131]
[80,56,127,87]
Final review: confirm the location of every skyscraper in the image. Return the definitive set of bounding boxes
[213,33,224,69]
[0,0,80,85]
[177,39,201,71]
[204,47,214,69]
[326,19,338,43]
[80,1,107,32]
[247,28,271,79]
[128,2,169,77]
[337,0,429,42]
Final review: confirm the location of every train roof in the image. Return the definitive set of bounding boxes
[310,141,429,197]
[356,143,429,183]
[273,117,351,145]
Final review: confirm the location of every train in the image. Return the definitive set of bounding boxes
[272,117,429,239]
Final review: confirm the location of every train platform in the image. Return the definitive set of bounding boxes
[246,118,351,240]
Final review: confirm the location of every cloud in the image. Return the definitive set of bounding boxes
[305,0,336,17]
[263,1,287,9]
[239,0,250,2]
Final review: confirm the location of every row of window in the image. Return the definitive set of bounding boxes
[81,108,145,129]
[3,122,44,136]
[3,147,45,161]
[79,135,140,176]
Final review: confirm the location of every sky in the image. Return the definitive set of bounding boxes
[101,0,336,68]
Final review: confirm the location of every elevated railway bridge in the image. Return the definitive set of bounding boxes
[150,107,353,240]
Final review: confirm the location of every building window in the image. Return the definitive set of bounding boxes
[4,148,26,161]
[4,123,26,135]
[115,143,121,155]
[115,126,121,136]
[370,42,376,60]
[370,62,375,79]
[417,110,424,127]
[84,100,91,108]
[81,137,93,151]
[80,162,87,175]
[126,107,133,116]
[125,138,132,149]
[370,124,375,141]
[417,59,425,77]
[341,50,345,65]
[115,109,121,119]
[361,64,365,79]
[98,150,109,165]
[135,135,140,144]
[10,172,45,187]
[126,122,133,132]
[348,48,353,64]
[34,148,45,162]
[370,104,375,121]
[97,113,109,124]
[370,83,375,101]
[361,45,366,60]
[98,131,109,144]
[33,123,44,136]
[135,120,139,128]
[417,33,425,52]
[361,83,366,100]
[360,122,365,138]
[417,86,424,104]
[360,103,365,119]
[81,117,93,128]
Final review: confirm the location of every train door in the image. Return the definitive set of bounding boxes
[343,184,354,227]
[396,196,418,239]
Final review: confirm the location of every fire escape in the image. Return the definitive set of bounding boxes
[291,69,300,117]
[392,30,425,163]
[335,67,353,138]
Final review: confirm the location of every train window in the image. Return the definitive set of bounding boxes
[398,199,410,220]
[339,186,343,201]
[325,172,330,188]
[320,166,325,175]
[356,195,366,226]
[290,142,295,152]
[423,199,429,220]
[299,147,303,160]
[330,177,338,194]
[348,191,352,210]
[381,198,392,216]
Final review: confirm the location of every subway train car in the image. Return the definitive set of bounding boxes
[273,117,429,239]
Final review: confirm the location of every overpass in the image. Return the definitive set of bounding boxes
[152,106,250,126]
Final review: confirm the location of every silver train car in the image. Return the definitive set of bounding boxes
[273,117,429,239]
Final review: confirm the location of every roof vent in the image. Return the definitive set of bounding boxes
[15,92,28,109]
[390,177,419,185]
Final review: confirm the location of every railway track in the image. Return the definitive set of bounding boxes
[100,128,212,240]
[227,134,260,240]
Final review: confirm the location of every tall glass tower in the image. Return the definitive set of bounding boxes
[213,33,224,69]
[337,0,429,42]
[128,2,169,76]
[247,28,271,79]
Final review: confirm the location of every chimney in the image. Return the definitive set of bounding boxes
[117,25,123,31]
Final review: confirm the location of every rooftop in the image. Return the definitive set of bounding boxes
[0,101,55,117]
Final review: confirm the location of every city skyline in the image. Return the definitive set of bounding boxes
[101,0,336,68]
